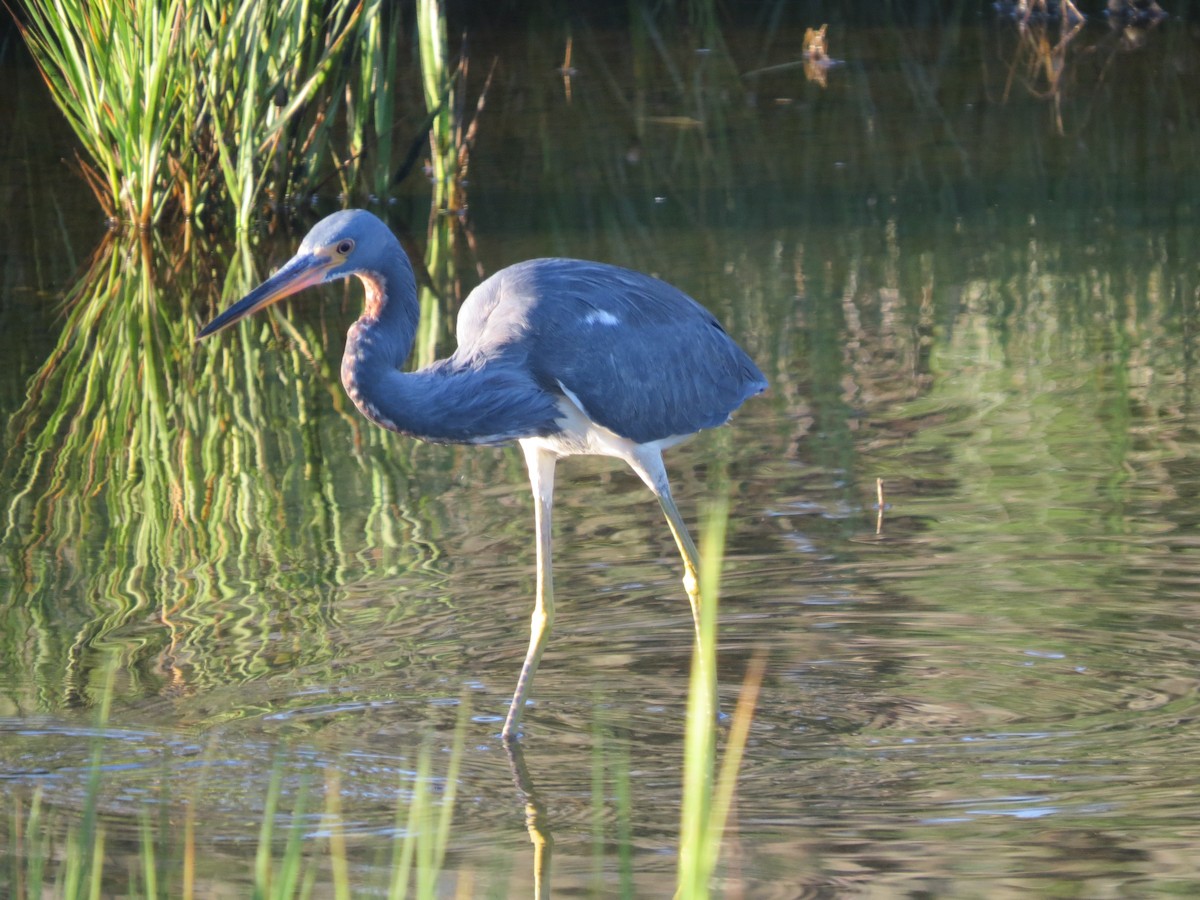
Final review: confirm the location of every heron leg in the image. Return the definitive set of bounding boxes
[637,457,719,722]
[625,448,703,638]
[505,442,558,741]
[656,488,704,640]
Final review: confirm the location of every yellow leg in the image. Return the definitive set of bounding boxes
[505,443,558,742]
[629,449,719,725]
[626,447,705,637]
[505,740,553,898]
[656,488,703,641]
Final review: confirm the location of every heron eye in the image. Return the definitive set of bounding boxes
[336,239,354,256]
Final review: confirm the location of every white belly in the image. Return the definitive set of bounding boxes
[521,383,691,464]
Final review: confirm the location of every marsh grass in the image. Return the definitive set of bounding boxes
[417,0,456,200]
[1,695,471,898]
[677,497,765,899]
[412,0,496,366]
[343,0,405,202]
[588,712,635,897]
[196,0,368,230]
[15,0,399,229]
[16,0,185,226]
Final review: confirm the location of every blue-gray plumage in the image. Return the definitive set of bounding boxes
[198,209,766,740]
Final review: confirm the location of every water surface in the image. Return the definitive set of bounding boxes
[2,10,1200,896]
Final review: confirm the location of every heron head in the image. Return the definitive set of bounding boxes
[197,210,399,339]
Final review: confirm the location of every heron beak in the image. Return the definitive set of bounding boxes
[196,251,331,340]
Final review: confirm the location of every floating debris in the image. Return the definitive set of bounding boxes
[802,24,841,88]
[803,25,830,63]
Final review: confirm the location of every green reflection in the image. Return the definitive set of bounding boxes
[0,231,447,712]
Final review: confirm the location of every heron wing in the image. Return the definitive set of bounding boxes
[455,259,766,445]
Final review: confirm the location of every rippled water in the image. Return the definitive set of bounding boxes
[4,8,1200,896]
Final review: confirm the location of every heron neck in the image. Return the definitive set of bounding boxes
[339,263,560,445]
[339,262,423,433]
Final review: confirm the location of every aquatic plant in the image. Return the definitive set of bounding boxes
[14,0,395,229]
[417,0,457,202]
[342,0,405,202]
[16,0,186,226]
[0,699,470,898]
[193,0,368,229]
[677,496,764,898]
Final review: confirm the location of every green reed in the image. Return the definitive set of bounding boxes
[411,0,497,366]
[588,711,635,897]
[387,710,466,900]
[17,0,184,226]
[416,0,496,210]
[342,0,405,202]
[676,496,764,899]
[16,0,390,228]
[417,0,456,197]
[195,0,367,229]
[1,685,470,898]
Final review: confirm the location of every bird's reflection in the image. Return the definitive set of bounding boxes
[505,739,553,899]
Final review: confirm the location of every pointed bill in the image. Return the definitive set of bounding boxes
[196,252,330,340]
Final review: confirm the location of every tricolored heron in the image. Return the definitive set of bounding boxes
[198,210,767,740]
